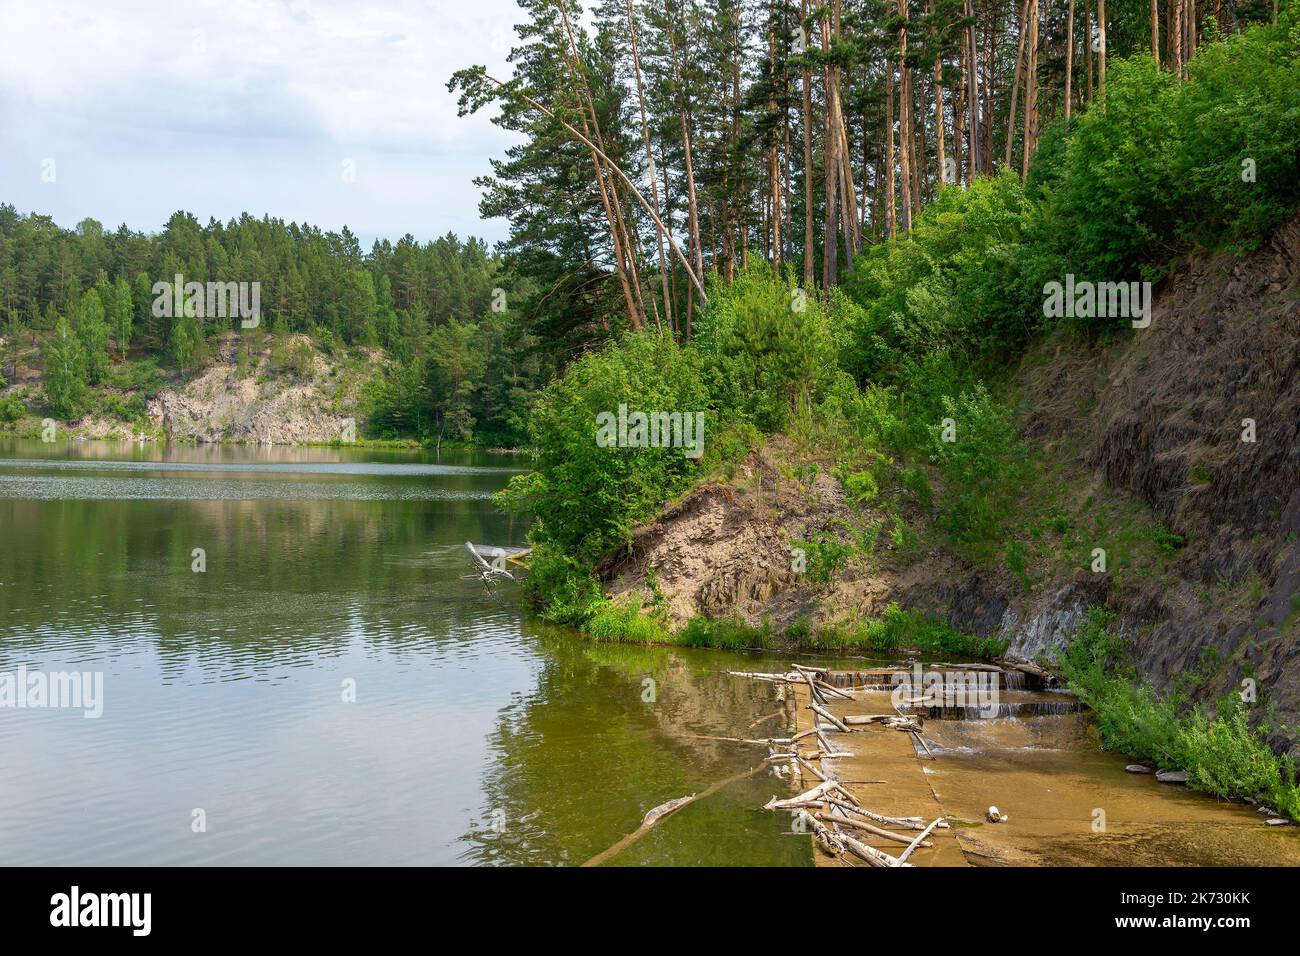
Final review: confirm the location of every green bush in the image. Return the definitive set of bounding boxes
[0,391,25,423]
[928,385,1028,547]
[678,615,772,650]
[518,542,603,625]
[693,262,837,432]
[840,172,1050,384]
[795,530,855,585]
[813,604,1005,659]
[1060,607,1300,817]
[99,391,148,423]
[497,333,709,566]
[585,597,667,644]
[1035,15,1300,330]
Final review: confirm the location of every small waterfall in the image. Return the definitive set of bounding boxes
[911,699,1084,720]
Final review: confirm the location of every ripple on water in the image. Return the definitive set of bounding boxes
[0,474,498,500]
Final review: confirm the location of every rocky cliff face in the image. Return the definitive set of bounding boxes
[1024,216,1300,754]
[147,334,376,444]
[600,215,1300,757]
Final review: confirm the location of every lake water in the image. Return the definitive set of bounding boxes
[3,439,1297,867]
[0,439,805,866]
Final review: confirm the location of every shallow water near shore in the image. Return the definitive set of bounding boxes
[1,438,1295,866]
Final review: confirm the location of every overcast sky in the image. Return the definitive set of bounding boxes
[0,0,523,247]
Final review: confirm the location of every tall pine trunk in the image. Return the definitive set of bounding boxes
[800,0,815,285]
[1098,0,1107,99]
[931,0,947,188]
[1005,0,1031,168]
[624,0,671,331]
[1022,0,1039,177]
[1152,0,1160,66]
[965,0,980,179]
[1066,0,1075,119]
[897,0,913,231]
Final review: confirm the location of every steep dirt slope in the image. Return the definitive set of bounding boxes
[1022,217,1300,749]
[601,215,1300,755]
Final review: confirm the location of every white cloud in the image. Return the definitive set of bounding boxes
[0,0,526,241]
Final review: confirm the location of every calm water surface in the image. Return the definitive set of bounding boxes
[6,440,1295,867]
[0,439,807,866]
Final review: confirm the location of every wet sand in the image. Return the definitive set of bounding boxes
[791,676,1300,867]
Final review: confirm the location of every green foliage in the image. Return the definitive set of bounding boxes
[521,541,604,626]
[1060,608,1300,818]
[693,263,836,432]
[928,385,1028,547]
[270,335,314,377]
[678,615,772,650]
[424,320,487,444]
[111,276,133,359]
[840,466,879,505]
[840,172,1051,385]
[97,391,148,424]
[810,604,1006,659]
[0,390,26,423]
[42,316,87,418]
[585,597,667,644]
[363,308,540,447]
[795,529,855,584]
[1180,696,1292,804]
[498,333,708,565]
[1151,524,1187,555]
[1035,16,1300,330]
[171,315,202,377]
[1059,611,1181,765]
[77,288,110,384]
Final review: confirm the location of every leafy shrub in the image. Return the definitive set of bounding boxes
[840,172,1051,384]
[497,333,709,566]
[1060,607,1300,818]
[520,542,603,625]
[693,262,837,432]
[1180,695,1288,801]
[1061,610,1180,765]
[99,391,148,423]
[795,530,855,584]
[928,385,1028,547]
[840,466,879,505]
[1035,16,1300,330]
[0,391,25,423]
[842,603,1005,659]
[107,356,166,397]
[1151,524,1186,555]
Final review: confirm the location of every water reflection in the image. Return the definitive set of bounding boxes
[0,442,808,866]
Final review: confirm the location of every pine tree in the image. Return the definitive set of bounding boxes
[43,315,87,418]
[78,288,110,384]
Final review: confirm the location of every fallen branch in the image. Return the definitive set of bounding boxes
[840,831,909,867]
[809,701,849,733]
[583,762,767,866]
[814,679,855,700]
[897,817,945,864]
[815,813,930,847]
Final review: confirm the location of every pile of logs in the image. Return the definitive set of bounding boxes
[726,666,933,755]
[730,663,948,867]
